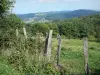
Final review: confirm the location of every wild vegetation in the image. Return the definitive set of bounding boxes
[26,14,100,42]
[0,0,100,75]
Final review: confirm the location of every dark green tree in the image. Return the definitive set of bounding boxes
[0,0,15,16]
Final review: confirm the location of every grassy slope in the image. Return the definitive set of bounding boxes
[0,56,19,75]
[0,39,100,75]
[52,39,100,75]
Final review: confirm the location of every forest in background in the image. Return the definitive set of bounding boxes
[26,14,100,42]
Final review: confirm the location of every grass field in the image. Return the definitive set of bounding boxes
[52,39,100,75]
[0,39,100,75]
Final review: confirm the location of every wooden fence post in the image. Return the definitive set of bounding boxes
[23,27,27,39]
[45,30,53,61]
[57,34,61,65]
[44,32,49,53]
[83,37,89,75]
[16,29,19,37]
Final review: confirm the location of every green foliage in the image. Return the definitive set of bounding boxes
[0,14,24,49]
[1,36,62,75]
[0,0,15,16]
[30,23,50,35]
[53,14,100,41]
[28,14,100,42]
[0,56,19,75]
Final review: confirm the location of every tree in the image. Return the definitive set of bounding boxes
[0,0,15,16]
[30,23,50,36]
[0,14,24,42]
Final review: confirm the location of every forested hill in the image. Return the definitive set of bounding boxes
[25,14,100,42]
[17,9,100,21]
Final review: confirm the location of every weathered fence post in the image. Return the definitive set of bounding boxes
[83,37,89,75]
[23,27,27,39]
[45,32,49,53]
[57,34,61,65]
[16,29,19,37]
[45,30,53,61]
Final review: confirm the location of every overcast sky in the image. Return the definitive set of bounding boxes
[12,0,100,14]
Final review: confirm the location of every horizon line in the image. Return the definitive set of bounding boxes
[14,9,100,14]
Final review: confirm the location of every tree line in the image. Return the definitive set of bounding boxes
[26,14,100,42]
[0,0,100,42]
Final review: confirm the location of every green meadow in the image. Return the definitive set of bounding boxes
[0,38,100,75]
[52,39,100,75]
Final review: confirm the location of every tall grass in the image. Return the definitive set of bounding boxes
[0,29,61,75]
[0,27,100,75]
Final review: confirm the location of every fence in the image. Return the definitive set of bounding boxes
[15,27,90,75]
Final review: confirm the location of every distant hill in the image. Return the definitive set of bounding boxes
[17,9,100,22]
[17,13,35,20]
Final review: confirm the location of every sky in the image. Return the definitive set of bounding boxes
[12,0,100,14]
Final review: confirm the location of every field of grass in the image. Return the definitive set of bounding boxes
[0,56,19,75]
[52,39,100,75]
[0,38,100,75]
